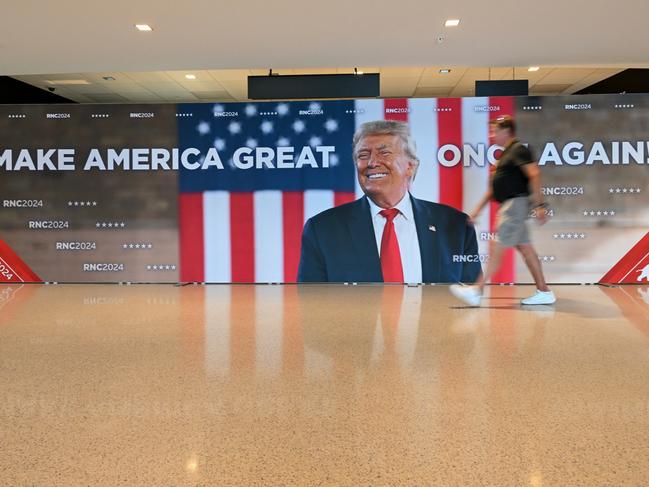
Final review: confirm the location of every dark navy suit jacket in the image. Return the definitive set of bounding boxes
[297,194,481,283]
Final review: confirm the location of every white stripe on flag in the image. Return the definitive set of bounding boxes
[254,191,284,282]
[204,286,231,377]
[203,191,231,282]
[461,97,491,254]
[255,286,284,377]
[408,98,440,203]
[304,190,334,223]
[354,99,385,198]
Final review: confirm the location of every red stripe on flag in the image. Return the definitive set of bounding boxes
[0,240,41,282]
[437,98,463,210]
[230,192,255,282]
[488,96,516,283]
[334,191,356,207]
[178,193,205,282]
[384,98,409,122]
[282,192,304,283]
[600,231,649,283]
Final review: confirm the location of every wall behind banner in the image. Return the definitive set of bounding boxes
[1,94,648,284]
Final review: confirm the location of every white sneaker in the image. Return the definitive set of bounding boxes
[521,289,556,305]
[450,284,482,307]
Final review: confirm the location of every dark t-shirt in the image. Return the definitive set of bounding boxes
[491,140,534,203]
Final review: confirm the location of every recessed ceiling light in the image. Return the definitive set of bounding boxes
[439,69,452,74]
[135,24,153,32]
[444,19,460,27]
[45,79,90,85]
[528,66,540,72]
[185,74,197,80]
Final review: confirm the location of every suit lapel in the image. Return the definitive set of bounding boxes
[411,195,440,283]
[347,196,383,282]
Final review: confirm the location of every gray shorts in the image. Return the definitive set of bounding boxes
[496,196,531,247]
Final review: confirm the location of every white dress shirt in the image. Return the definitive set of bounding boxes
[367,193,422,283]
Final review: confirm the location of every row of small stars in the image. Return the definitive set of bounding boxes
[553,233,586,239]
[609,187,642,193]
[345,110,366,114]
[583,210,616,216]
[176,113,194,117]
[433,108,453,112]
[7,114,27,118]
[522,106,542,110]
[146,265,176,271]
[260,111,278,116]
[122,244,153,249]
[538,256,556,262]
[96,222,126,228]
[614,104,635,108]
[91,114,110,118]
[68,201,98,206]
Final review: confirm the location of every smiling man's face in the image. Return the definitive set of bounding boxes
[355,134,415,209]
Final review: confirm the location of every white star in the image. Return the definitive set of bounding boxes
[277,137,291,147]
[147,265,151,270]
[120,223,125,228]
[309,136,323,148]
[292,119,306,133]
[324,119,339,132]
[165,265,171,270]
[276,103,289,116]
[135,244,140,249]
[609,188,614,193]
[212,104,225,115]
[86,201,91,206]
[553,234,559,239]
[628,188,635,194]
[96,222,101,228]
[213,138,226,151]
[603,211,609,216]
[245,104,257,117]
[123,244,128,249]
[153,265,158,270]
[329,154,340,167]
[74,201,79,206]
[171,265,176,270]
[574,233,580,239]
[636,188,642,193]
[623,188,628,193]
[93,202,97,206]
[148,244,153,249]
[228,121,242,135]
[596,211,602,216]
[197,121,211,135]
[68,201,73,206]
[245,138,259,149]
[102,223,107,228]
[260,120,274,134]
[566,233,572,239]
[580,233,585,239]
[80,201,85,206]
[107,223,113,228]
[616,188,621,193]
[583,210,589,216]
[308,102,322,112]
[610,211,616,216]
[560,233,565,239]
[129,244,134,249]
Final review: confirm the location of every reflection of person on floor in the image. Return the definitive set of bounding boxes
[450,115,556,306]
[636,264,649,282]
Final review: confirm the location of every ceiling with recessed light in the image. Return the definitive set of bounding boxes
[1,0,647,102]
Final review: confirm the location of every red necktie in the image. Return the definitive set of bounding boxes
[379,208,404,283]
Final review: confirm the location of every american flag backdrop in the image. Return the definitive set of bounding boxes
[177,96,517,283]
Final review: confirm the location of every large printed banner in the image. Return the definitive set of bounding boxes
[1,94,648,284]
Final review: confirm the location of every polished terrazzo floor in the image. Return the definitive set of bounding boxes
[1,283,649,486]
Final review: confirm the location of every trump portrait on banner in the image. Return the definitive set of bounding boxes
[297,120,481,283]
